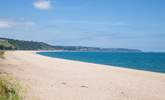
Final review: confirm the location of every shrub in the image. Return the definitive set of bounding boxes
[0,51,5,59]
[0,73,25,100]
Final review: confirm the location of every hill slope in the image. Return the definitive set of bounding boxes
[0,38,57,50]
[0,37,142,52]
[0,39,15,50]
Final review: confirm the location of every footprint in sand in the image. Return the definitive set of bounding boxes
[80,85,88,88]
[61,82,67,85]
[121,91,125,95]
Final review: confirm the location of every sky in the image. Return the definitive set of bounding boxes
[0,0,165,52]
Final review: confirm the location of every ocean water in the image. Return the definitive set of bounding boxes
[38,52,165,73]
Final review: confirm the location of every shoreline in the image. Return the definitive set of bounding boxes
[37,51,165,74]
[1,51,165,100]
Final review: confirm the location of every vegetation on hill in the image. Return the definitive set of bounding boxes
[0,37,142,52]
[0,38,57,50]
[0,39,15,50]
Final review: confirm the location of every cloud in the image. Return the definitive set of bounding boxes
[0,20,12,28]
[0,19,35,29]
[33,0,53,10]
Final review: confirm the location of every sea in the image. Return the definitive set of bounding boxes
[38,52,165,73]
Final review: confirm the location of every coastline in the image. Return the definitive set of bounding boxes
[37,51,165,74]
[1,51,165,100]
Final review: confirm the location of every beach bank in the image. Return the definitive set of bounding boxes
[0,51,165,100]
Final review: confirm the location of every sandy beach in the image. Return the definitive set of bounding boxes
[0,51,165,100]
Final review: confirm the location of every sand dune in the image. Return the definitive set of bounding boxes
[0,51,165,100]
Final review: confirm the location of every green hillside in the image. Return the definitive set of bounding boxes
[0,39,15,50]
[0,37,142,52]
[0,38,57,50]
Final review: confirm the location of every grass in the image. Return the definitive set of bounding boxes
[0,73,25,100]
[0,51,26,100]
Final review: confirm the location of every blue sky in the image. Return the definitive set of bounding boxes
[0,0,165,52]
